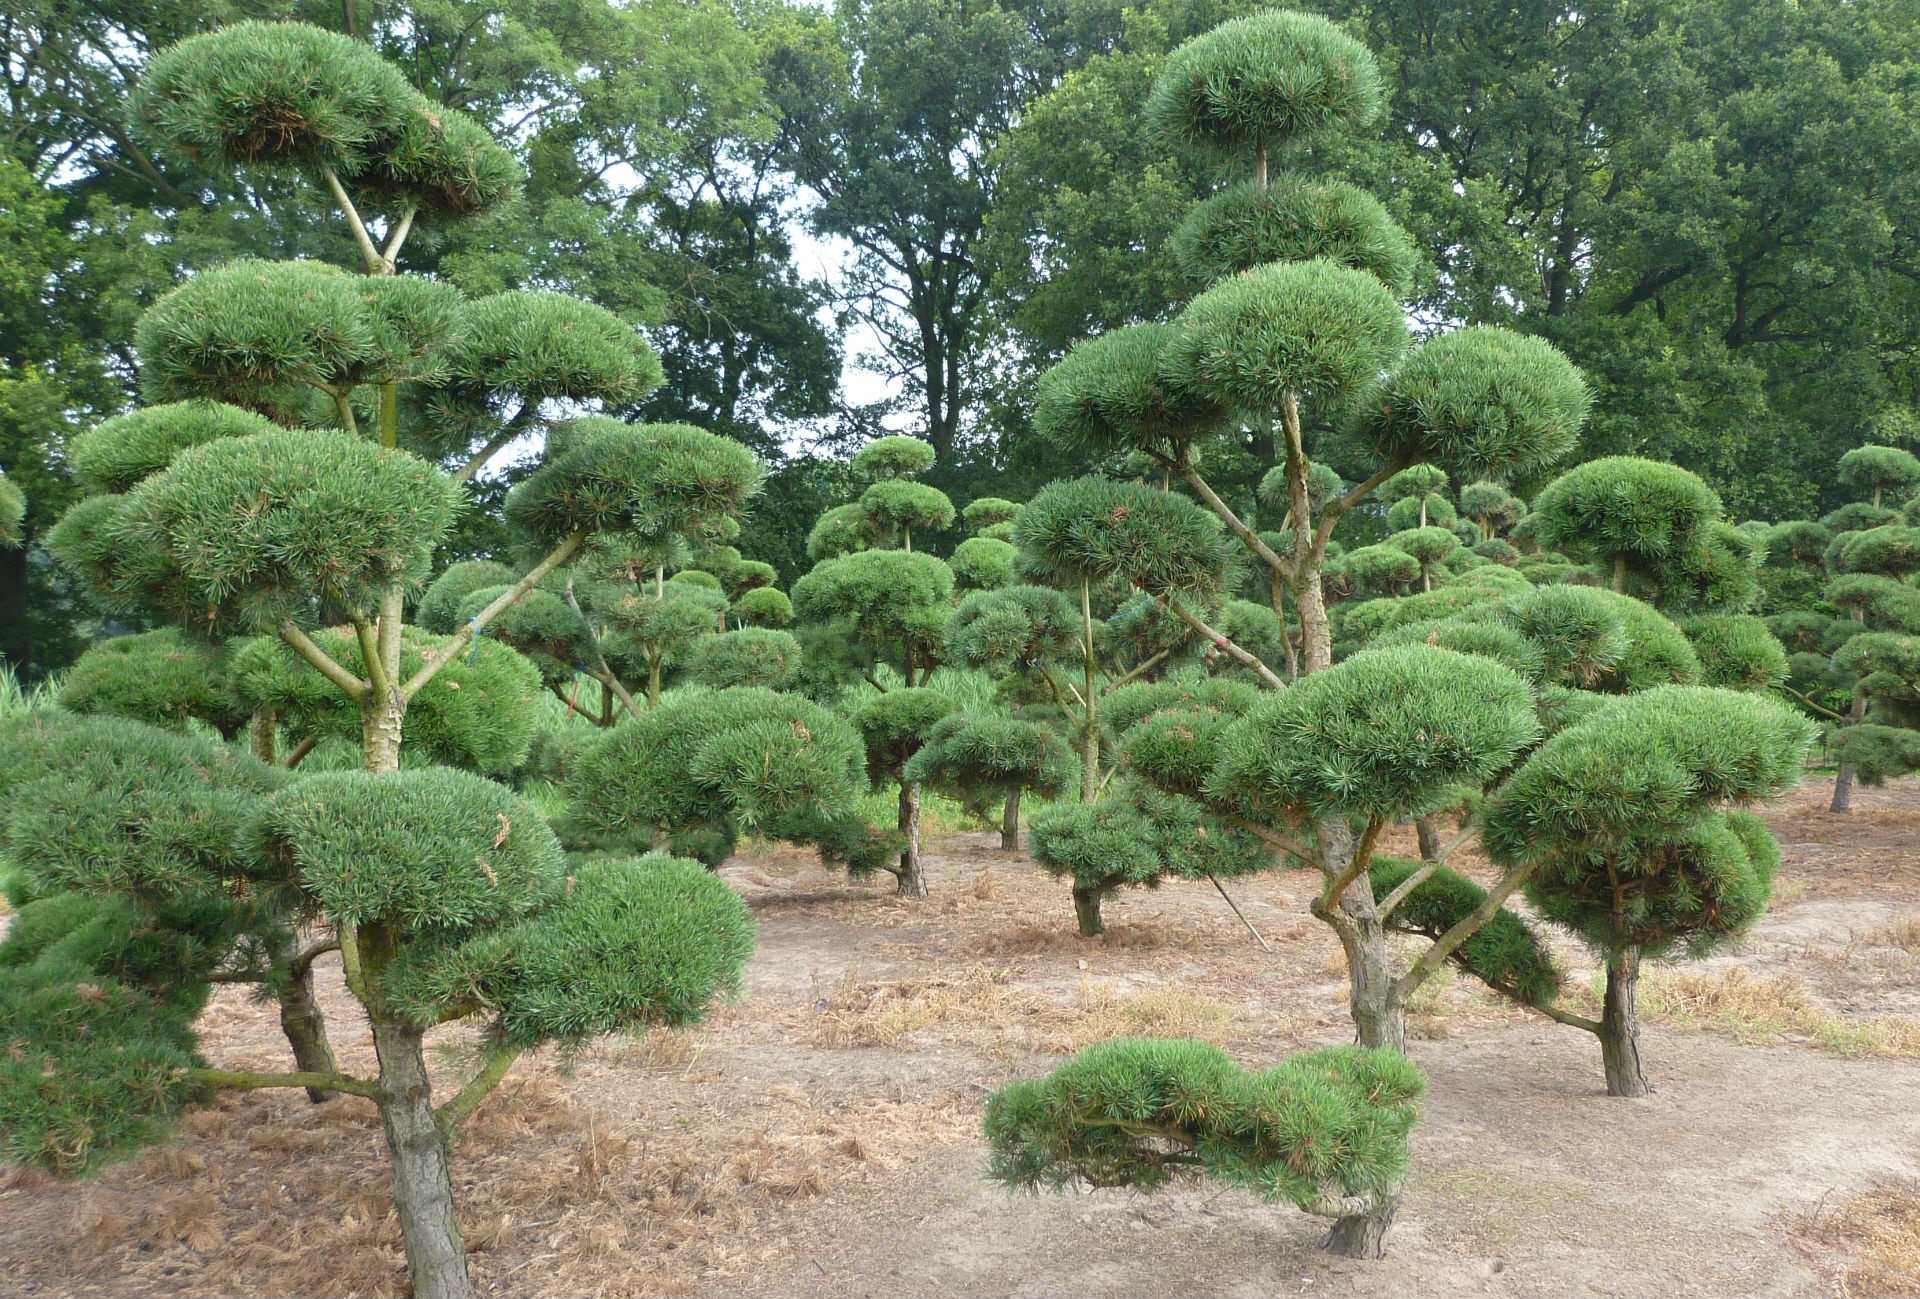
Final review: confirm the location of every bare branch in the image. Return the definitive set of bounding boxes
[404,531,587,700]
[321,167,389,274]
[188,1067,379,1100]
[1164,598,1286,690]
[277,620,370,703]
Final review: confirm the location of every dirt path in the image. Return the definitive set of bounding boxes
[1,777,1917,1298]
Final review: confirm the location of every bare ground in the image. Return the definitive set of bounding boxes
[2,776,1918,1298]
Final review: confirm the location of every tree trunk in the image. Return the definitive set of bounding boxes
[267,932,337,1103]
[896,780,927,898]
[647,657,662,708]
[1613,552,1628,594]
[1831,693,1869,813]
[1599,949,1650,1098]
[351,921,473,1299]
[1324,1188,1400,1259]
[1347,909,1406,1053]
[370,1015,472,1299]
[361,691,404,774]
[249,709,278,765]
[1072,884,1105,937]
[1001,788,1021,852]
[1830,762,1857,814]
[1414,816,1441,863]
[1294,571,1334,674]
[1315,820,1407,1052]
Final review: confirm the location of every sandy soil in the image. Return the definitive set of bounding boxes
[2,776,1917,1298]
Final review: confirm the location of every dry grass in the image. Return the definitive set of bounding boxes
[802,963,1247,1056]
[1638,967,1920,1059]
[1791,1179,1920,1298]
[1865,915,1920,953]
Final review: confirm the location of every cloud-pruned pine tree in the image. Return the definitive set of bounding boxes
[1484,688,1814,1095]
[1031,10,1588,679]
[16,24,770,1299]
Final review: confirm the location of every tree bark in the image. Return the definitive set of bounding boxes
[361,690,405,774]
[1324,1188,1400,1259]
[352,921,473,1299]
[1830,762,1857,814]
[896,780,927,898]
[1346,908,1406,1053]
[1315,820,1407,1052]
[1001,788,1021,852]
[249,709,279,765]
[1831,693,1869,813]
[1414,816,1441,863]
[1599,949,1650,1098]
[267,932,337,1103]
[371,1015,472,1299]
[1073,884,1105,937]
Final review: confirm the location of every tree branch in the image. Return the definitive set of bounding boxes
[1164,599,1286,690]
[351,614,391,700]
[289,937,341,978]
[188,1067,379,1100]
[1393,861,1538,1002]
[278,620,369,703]
[1321,819,1384,913]
[435,1042,524,1136]
[562,578,643,720]
[1375,860,1440,921]
[1180,460,1291,580]
[382,204,418,267]
[322,167,389,274]
[1228,816,1313,863]
[454,403,539,484]
[404,531,587,700]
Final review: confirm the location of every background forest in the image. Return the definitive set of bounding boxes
[6,0,1920,681]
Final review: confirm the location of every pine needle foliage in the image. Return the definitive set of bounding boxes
[131,21,419,175]
[1146,10,1385,153]
[386,855,754,1046]
[68,401,281,495]
[260,768,564,936]
[58,630,250,738]
[1172,178,1416,293]
[688,628,803,690]
[1356,327,1590,478]
[1165,258,1407,418]
[1032,323,1229,460]
[109,429,458,634]
[986,1038,1421,1212]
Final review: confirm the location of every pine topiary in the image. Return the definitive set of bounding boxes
[1485,687,1813,1095]
[987,1039,1422,1260]
[688,628,803,690]
[903,713,1076,850]
[58,629,250,739]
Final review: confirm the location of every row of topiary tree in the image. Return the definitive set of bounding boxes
[1,6,1888,1282]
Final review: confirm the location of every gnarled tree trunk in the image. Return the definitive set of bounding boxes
[350,921,473,1299]
[370,1015,471,1299]
[267,932,337,1103]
